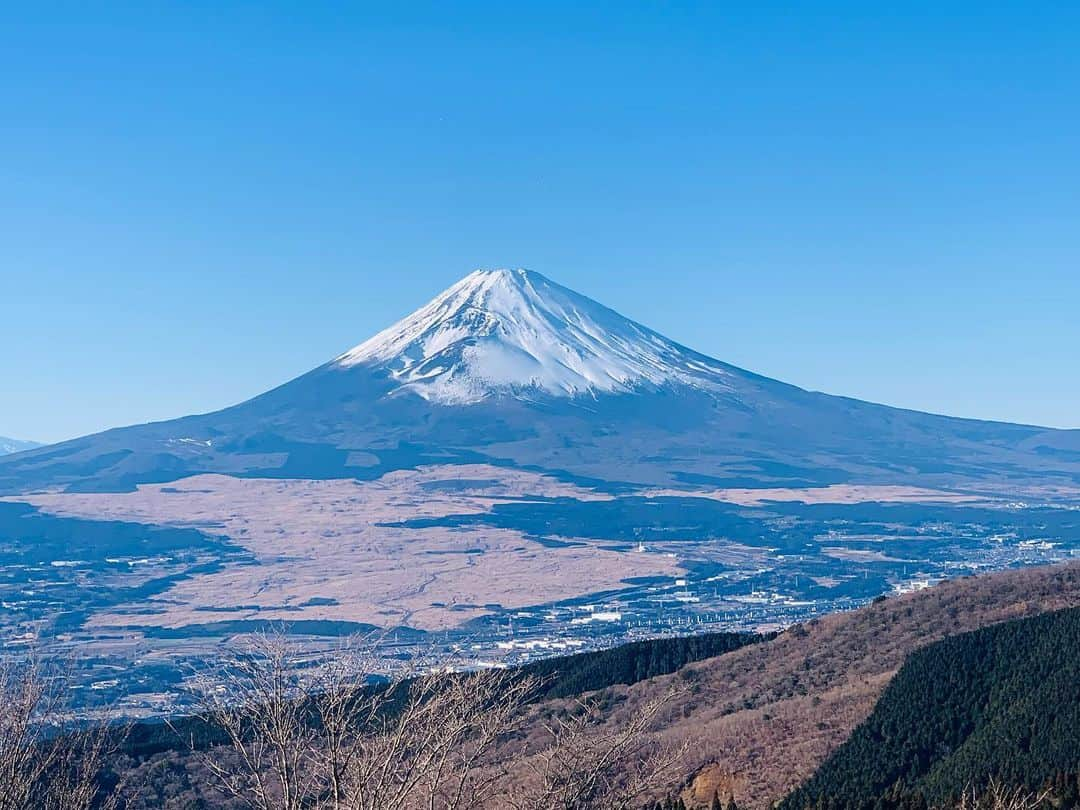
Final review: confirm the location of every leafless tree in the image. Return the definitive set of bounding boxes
[327,663,538,810]
[188,631,542,810]
[184,635,323,810]
[0,654,126,810]
[190,630,690,810]
[952,779,1051,810]
[506,686,691,810]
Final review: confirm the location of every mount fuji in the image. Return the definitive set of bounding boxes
[2,268,1078,495]
[333,268,737,403]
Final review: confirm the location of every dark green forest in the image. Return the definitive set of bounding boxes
[519,629,769,700]
[781,606,1080,810]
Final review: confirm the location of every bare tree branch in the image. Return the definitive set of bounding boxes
[0,653,127,810]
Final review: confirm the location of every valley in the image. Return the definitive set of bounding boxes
[7,5,1079,804]
[3,462,1077,716]
[89,558,1080,808]
[2,269,1080,719]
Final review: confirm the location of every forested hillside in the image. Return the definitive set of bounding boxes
[520,630,771,700]
[549,562,1080,808]
[781,606,1080,810]
[5,563,1080,809]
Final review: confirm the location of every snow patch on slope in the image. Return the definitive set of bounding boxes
[334,269,733,403]
[0,437,41,456]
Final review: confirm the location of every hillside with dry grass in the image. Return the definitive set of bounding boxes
[496,562,1080,808]
[6,561,1079,809]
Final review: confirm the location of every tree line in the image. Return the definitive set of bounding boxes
[780,606,1080,810]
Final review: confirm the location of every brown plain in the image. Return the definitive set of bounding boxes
[13,465,676,631]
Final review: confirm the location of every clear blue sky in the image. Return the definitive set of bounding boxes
[4,2,1078,443]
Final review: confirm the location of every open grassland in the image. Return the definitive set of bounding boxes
[12,465,677,630]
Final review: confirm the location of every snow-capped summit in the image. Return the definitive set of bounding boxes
[3,266,1078,497]
[334,268,733,403]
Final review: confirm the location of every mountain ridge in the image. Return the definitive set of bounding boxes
[0,436,40,456]
[780,604,1080,808]
[2,268,1079,495]
[333,268,740,403]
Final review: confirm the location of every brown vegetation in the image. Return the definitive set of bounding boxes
[14,467,677,631]
[3,561,1078,809]
[184,633,546,810]
[506,562,1080,808]
[0,656,125,810]
[1,633,687,809]
[183,632,690,810]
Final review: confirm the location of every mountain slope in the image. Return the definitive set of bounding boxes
[334,268,738,402]
[2,268,1078,495]
[507,562,1080,809]
[0,436,40,456]
[780,605,1080,809]
[105,561,1080,810]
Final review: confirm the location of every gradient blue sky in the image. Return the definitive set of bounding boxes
[4,2,1079,443]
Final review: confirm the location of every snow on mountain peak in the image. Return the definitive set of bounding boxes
[334,268,733,403]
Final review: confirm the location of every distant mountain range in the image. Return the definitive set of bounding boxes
[2,268,1078,495]
[0,436,40,456]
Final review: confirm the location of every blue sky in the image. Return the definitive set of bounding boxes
[4,3,1079,443]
